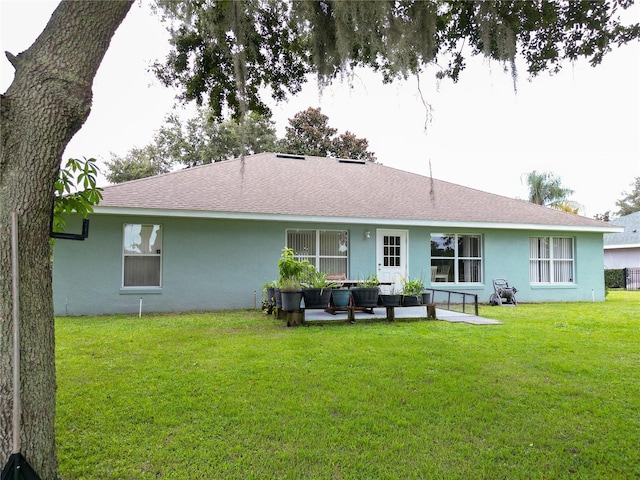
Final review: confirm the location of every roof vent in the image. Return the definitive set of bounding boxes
[338,159,366,165]
[276,153,306,160]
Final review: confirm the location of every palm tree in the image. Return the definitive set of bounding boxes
[523,171,574,208]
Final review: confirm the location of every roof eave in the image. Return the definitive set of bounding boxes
[92,206,620,233]
[604,243,640,250]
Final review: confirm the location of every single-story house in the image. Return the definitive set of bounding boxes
[603,211,640,269]
[53,152,621,316]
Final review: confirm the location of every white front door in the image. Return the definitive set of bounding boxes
[376,229,408,294]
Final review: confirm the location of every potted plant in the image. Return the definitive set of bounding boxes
[330,287,351,308]
[278,247,309,281]
[263,280,278,309]
[402,277,424,306]
[351,274,380,308]
[273,280,282,310]
[421,291,432,305]
[276,248,308,314]
[279,276,303,312]
[378,287,402,307]
[302,268,335,309]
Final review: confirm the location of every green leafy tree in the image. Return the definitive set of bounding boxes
[278,107,376,160]
[2,1,639,475]
[105,109,277,182]
[155,1,640,117]
[278,107,336,157]
[615,177,640,216]
[157,110,277,167]
[523,170,575,209]
[332,130,376,162]
[105,144,171,183]
[594,211,612,222]
[107,107,372,183]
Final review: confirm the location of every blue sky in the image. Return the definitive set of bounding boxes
[2,0,639,217]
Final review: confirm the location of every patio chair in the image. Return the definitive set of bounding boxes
[489,278,518,306]
[326,273,347,284]
[434,264,450,282]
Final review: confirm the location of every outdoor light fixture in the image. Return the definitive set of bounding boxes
[364,230,371,239]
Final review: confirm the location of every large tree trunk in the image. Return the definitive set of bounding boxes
[0,1,133,477]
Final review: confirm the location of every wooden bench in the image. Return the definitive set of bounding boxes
[296,303,437,324]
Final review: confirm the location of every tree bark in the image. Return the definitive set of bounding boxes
[0,1,133,477]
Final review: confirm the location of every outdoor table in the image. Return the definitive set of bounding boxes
[327,280,394,288]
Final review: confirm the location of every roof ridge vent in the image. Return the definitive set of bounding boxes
[338,159,366,165]
[276,153,306,160]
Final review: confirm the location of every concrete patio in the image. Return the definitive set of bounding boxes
[302,306,502,325]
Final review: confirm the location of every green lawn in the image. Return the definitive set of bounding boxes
[55,291,639,479]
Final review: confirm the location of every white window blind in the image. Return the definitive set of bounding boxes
[123,224,162,287]
[286,229,348,277]
[530,236,574,283]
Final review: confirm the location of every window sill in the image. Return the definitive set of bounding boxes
[120,287,163,295]
[429,283,484,289]
[530,283,576,289]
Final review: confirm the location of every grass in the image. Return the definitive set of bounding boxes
[55,291,639,479]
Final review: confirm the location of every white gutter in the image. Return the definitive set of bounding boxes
[603,243,640,249]
[93,206,623,234]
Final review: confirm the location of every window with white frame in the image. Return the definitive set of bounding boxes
[430,234,482,283]
[123,224,162,287]
[529,236,574,283]
[286,229,348,276]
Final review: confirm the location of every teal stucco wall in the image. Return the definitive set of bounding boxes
[53,215,606,316]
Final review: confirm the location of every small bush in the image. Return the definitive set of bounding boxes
[604,269,625,289]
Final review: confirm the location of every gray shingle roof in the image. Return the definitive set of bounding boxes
[604,211,640,246]
[96,152,615,231]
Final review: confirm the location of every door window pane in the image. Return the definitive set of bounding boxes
[383,235,401,267]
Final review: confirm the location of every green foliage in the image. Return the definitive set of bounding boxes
[402,277,424,296]
[155,110,278,168]
[105,109,278,182]
[615,176,640,216]
[104,104,376,184]
[277,247,311,283]
[53,157,103,231]
[357,273,379,288]
[303,268,327,288]
[523,170,574,208]
[153,0,308,118]
[104,145,171,183]
[154,1,640,119]
[331,130,376,161]
[604,269,625,289]
[55,292,640,479]
[278,107,336,157]
[278,276,302,292]
[277,107,376,160]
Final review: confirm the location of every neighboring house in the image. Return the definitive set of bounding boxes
[53,153,621,316]
[603,211,640,269]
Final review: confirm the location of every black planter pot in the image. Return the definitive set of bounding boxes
[402,295,421,306]
[266,287,276,306]
[378,294,402,307]
[281,290,302,311]
[302,288,332,309]
[351,287,380,308]
[421,292,432,305]
[274,288,282,309]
